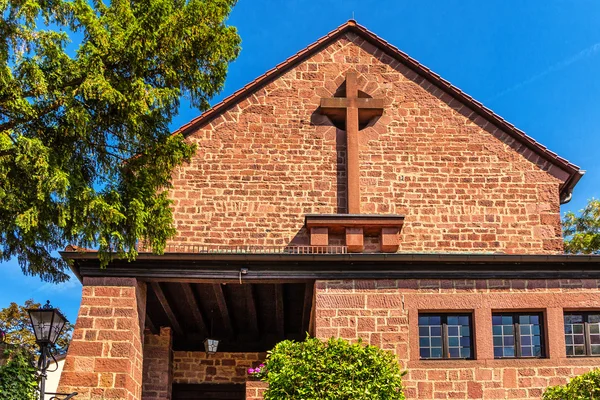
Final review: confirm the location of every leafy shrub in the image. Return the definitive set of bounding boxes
[0,346,38,400]
[543,369,600,399]
[261,336,405,400]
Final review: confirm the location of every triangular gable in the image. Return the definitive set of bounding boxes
[172,20,583,203]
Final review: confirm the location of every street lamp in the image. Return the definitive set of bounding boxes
[27,301,77,400]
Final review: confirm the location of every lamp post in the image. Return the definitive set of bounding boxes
[27,301,76,400]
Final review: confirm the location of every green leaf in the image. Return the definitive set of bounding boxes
[1,0,240,282]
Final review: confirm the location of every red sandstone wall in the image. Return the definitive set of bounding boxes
[314,279,600,399]
[172,352,265,384]
[142,327,172,399]
[169,32,564,254]
[58,278,146,400]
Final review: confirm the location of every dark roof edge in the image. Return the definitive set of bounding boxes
[61,251,600,264]
[170,20,583,200]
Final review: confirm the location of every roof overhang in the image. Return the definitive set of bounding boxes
[62,251,600,282]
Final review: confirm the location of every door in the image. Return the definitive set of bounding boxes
[172,383,246,400]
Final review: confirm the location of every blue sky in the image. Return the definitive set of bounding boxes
[2,0,599,323]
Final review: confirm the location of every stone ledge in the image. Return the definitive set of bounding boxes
[305,214,404,252]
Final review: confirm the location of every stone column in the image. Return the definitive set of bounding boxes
[58,277,146,400]
[142,327,173,399]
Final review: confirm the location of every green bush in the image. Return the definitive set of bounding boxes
[0,346,38,400]
[260,336,405,400]
[543,369,600,399]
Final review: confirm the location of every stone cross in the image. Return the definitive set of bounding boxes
[320,71,384,214]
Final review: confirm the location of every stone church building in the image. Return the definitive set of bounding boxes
[58,21,600,399]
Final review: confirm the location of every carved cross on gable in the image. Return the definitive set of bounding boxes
[320,71,384,214]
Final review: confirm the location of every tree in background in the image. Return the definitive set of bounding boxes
[1,0,241,282]
[0,300,72,355]
[0,346,38,400]
[563,199,600,254]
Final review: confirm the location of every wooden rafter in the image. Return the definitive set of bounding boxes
[181,283,208,336]
[212,284,234,338]
[301,282,314,335]
[274,284,284,337]
[145,314,157,334]
[150,282,183,335]
[244,284,259,337]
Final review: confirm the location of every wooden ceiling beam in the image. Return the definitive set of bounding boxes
[245,284,259,337]
[301,282,315,335]
[212,284,234,338]
[150,282,183,336]
[274,284,284,337]
[181,283,208,336]
[145,314,157,334]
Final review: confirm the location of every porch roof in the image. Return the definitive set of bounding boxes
[62,250,600,282]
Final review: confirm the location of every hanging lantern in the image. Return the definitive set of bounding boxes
[203,338,219,354]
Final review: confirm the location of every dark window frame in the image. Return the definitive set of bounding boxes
[564,312,600,357]
[418,313,474,360]
[492,312,546,359]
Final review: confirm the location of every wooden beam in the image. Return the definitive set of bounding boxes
[181,283,208,336]
[150,282,183,336]
[244,284,259,337]
[145,314,157,334]
[301,282,315,335]
[274,284,284,337]
[212,284,233,338]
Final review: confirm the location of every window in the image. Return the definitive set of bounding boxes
[492,313,544,358]
[564,312,600,357]
[418,314,473,359]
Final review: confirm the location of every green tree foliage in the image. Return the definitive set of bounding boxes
[1,0,241,282]
[0,346,38,400]
[0,300,72,355]
[543,369,600,399]
[563,199,600,254]
[261,336,406,400]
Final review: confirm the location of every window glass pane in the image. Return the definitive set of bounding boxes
[519,314,543,358]
[565,314,584,324]
[447,314,471,359]
[419,314,472,360]
[492,314,515,358]
[418,315,443,360]
[564,313,586,357]
[566,346,574,356]
[592,345,600,355]
[589,314,600,324]
[504,347,515,357]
